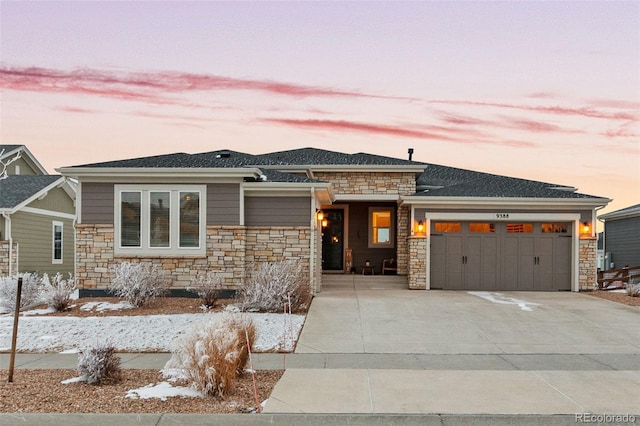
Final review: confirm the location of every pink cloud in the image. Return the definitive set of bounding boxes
[0,65,407,106]
[261,118,538,148]
[54,106,97,114]
[430,99,638,121]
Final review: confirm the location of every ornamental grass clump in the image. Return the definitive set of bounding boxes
[187,271,224,309]
[0,272,41,312]
[173,313,256,397]
[77,342,122,385]
[238,260,310,313]
[627,281,640,297]
[108,262,169,307]
[41,272,76,312]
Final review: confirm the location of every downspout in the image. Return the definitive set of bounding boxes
[309,187,316,294]
[2,212,12,276]
[594,205,607,270]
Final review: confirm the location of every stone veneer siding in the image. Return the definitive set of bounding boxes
[75,224,311,291]
[408,236,426,289]
[314,171,416,275]
[579,237,598,291]
[0,241,18,276]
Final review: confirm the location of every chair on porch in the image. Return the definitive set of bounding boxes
[382,258,397,275]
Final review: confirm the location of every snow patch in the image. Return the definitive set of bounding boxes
[0,312,304,352]
[468,291,540,311]
[80,301,135,312]
[126,381,203,401]
[61,375,87,384]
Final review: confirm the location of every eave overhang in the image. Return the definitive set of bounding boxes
[56,167,263,181]
[243,181,334,204]
[401,196,612,210]
[599,206,640,221]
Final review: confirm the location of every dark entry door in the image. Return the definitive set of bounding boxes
[322,209,344,271]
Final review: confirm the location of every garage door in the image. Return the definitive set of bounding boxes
[430,221,572,291]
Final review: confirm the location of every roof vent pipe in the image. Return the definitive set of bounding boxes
[408,148,414,161]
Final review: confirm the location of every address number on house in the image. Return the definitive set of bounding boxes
[495,213,510,219]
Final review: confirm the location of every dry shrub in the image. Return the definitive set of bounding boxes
[77,342,122,385]
[0,273,41,312]
[187,271,223,308]
[173,313,256,397]
[108,262,169,307]
[627,282,640,297]
[41,272,76,311]
[238,260,310,313]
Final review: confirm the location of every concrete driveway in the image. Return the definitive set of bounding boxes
[264,275,640,415]
[295,275,640,355]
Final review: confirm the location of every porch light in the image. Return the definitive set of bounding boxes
[416,220,425,234]
[316,210,324,221]
[581,221,591,235]
[322,219,328,228]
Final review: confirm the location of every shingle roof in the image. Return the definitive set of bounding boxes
[415,163,602,199]
[0,175,62,209]
[257,147,425,166]
[72,150,322,183]
[67,148,606,199]
[599,203,640,220]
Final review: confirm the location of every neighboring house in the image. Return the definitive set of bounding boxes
[598,204,640,269]
[58,147,609,295]
[0,145,76,276]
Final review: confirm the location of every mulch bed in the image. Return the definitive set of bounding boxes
[584,290,640,307]
[0,369,283,413]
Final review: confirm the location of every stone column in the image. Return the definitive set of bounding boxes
[408,236,427,289]
[579,237,597,291]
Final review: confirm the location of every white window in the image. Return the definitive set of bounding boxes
[52,221,63,264]
[115,185,206,255]
[368,207,395,248]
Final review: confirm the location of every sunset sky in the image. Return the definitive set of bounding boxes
[1,1,638,219]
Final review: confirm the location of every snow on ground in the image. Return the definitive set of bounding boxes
[468,291,540,311]
[125,381,204,401]
[0,311,305,353]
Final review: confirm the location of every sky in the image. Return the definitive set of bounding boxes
[1,1,638,219]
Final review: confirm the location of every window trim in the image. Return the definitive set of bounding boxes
[52,221,63,264]
[368,207,395,248]
[114,185,206,256]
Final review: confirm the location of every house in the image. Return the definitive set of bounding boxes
[598,204,640,269]
[57,147,609,295]
[0,145,76,276]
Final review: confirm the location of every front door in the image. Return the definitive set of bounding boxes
[322,209,344,271]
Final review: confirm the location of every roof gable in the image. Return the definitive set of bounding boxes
[0,145,48,175]
[0,175,64,210]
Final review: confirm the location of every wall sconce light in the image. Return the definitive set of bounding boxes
[581,221,591,234]
[317,210,324,221]
[416,220,425,234]
[322,219,328,228]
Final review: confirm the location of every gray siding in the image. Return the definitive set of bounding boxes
[82,183,114,224]
[207,183,240,226]
[11,211,74,275]
[605,216,640,267]
[245,196,310,226]
[28,186,75,215]
[9,157,38,175]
